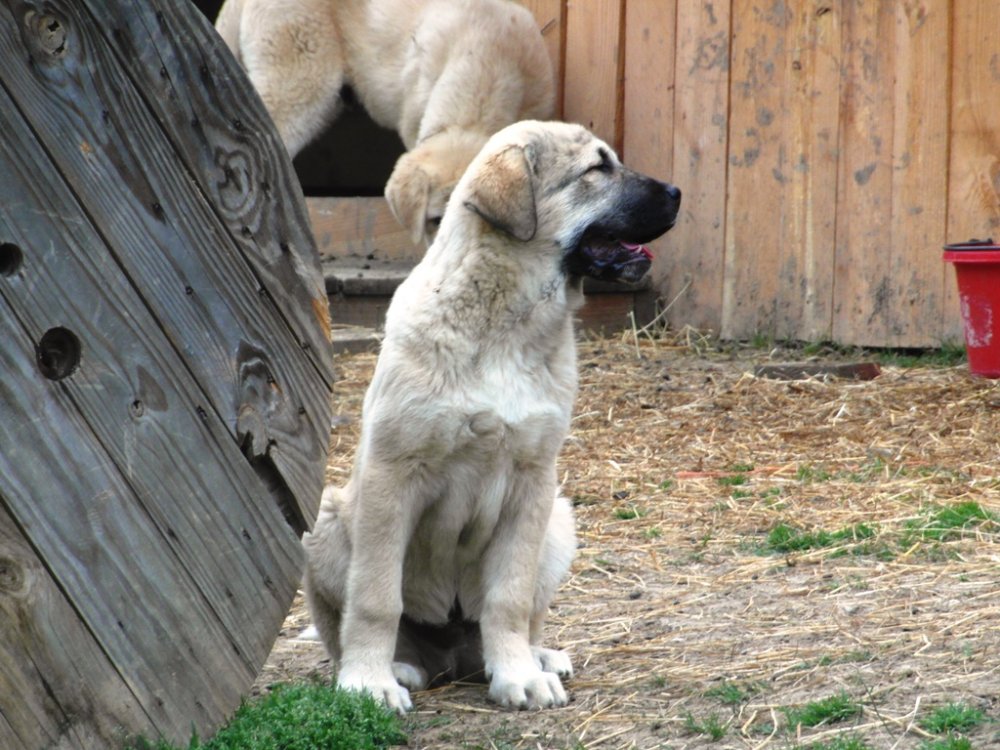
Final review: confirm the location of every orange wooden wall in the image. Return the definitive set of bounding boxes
[523,0,1000,347]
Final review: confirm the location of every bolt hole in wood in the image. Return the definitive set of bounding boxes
[25,11,68,57]
[36,327,82,380]
[0,242,23,275]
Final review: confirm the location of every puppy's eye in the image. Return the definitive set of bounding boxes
[586,149,613,174]
[427,216,443,228]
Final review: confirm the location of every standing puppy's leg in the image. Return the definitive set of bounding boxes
[238,0,345,157]
[481,470,569,709]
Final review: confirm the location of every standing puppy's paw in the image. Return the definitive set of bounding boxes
[487,662,568,709]
[531,646,573,679]
[392,661,428,692]
[338,667,413,714]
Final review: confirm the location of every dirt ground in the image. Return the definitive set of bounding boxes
[255,333,999,749]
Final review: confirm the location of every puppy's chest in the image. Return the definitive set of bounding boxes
[457,371,572,463]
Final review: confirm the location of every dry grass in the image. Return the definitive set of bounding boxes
[258,332,1000,749]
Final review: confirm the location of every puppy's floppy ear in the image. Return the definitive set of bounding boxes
[463,145,537,242]
[385,157,431,247]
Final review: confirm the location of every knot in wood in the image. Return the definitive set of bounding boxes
[25,10,68,58]
[0,556,26,595]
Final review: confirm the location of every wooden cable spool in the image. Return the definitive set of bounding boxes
[0,0,334,746]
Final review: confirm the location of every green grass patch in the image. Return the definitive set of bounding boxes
[796,464,833,483]
[614,505,647,520]
[919,737,974,750]
[903,502,998,545]
[764,522,878,554]
[682,711,727,741]
[783,692,862,730]
[919,702,988,735]
[717,473,749,487]
[127,683,406,750]
[704,680,763,706]
[876,343,967,368]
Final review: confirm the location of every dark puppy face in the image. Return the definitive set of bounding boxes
[458,121,680,284]
[562,154,681,283]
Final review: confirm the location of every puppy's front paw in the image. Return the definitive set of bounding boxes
[338,667,413,714]
[487,663,568,710]
[531,646,573,679]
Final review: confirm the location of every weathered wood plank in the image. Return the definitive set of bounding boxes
[0,85,302,659]
[945,2,1000,342]
[622,0,679,300]
[518,0,566,117]
[832,1,896,346]
[782,0,840,342]
[309,197,415,262]
[0,504,153,748]
[564,0,624,151]
[887,0,950,347]
[623,0,677,173]
[79,0,334,369]
[661,0,731,333]
[0,103,312,742]
[722,0,788,339]
[0,308,253,743]
[721,1,842,343]
[0,0,332,524]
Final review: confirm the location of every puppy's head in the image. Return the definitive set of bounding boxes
[384,130,488,247]
[457,121,681,284]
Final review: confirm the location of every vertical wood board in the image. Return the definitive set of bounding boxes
[887,0,951,346]
[780,0,841,341]
[659,0,731,333]
[564,0,625,151]
[831,1,896,345]
[722,0,789,338]
[519,0,567,117]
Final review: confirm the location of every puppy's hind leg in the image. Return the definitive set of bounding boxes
[529,494,576,680]
[302,485,353,666]
[238,0,346,157]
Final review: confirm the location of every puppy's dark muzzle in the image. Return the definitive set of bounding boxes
[563,171,681,285]
[613,171,682,244]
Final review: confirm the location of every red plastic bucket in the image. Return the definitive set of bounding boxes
[944,239,1000,377]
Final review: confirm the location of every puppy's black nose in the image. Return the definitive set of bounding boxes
[666,184,681,203]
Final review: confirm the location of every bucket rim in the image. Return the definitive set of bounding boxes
[944,238,999,251]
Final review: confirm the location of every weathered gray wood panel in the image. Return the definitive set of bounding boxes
[0,0,334,746]
[0,0,333,529]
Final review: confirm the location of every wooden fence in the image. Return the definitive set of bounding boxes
[528,0,1000,347]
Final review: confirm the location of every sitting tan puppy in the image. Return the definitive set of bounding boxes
[302,120,681,712]
[214,0,554,244]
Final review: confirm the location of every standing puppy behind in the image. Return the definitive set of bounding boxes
[214,0,554,245]
[303,121,681,713]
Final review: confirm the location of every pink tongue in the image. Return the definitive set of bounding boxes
[621,242,653,260]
